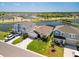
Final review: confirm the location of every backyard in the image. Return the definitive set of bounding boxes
[27,39,64,57]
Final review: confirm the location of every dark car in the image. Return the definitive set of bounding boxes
[5,35,16,42]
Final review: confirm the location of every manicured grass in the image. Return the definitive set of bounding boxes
[0,31,10,40]
[0,22,18,24]
[27,40,64,57]
[32,19,42,23]
[12,36,25,45]
[27,40,48,53]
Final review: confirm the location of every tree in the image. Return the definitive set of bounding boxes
[13,16,15,23]
[21,17,23,22]
[0,12,5,23]
[61,19,72,25]
[22,33,28,39]
[41,35,48,42]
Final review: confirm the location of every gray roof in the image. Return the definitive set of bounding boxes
[54,25,79,34]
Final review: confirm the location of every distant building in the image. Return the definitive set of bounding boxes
[53,25,79,46]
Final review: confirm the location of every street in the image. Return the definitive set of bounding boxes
[0,41,41,57]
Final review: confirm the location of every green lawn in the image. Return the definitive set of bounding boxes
[0,31,10,40]
[12,33,28,45]
[0,22,18,24]
[12,36,24,45]
[27,40,64,57]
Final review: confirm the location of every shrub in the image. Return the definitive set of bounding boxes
[22,33,28,39]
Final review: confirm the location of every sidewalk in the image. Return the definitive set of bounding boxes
[4,37,46,57]
[15,38,46,57]
[0,41,41,57]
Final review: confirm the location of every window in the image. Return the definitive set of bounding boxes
[54,30,60,36]
[23,27,26,31]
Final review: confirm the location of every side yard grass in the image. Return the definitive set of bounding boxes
[12,36,24,45]
[12,34,28,45]
[27,39,64,57]
[0,31,10,41]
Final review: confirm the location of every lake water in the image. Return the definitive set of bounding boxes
[0,21,63,31]
[0,24,13,31]
[2,20,79,32]
[35,20,63,26]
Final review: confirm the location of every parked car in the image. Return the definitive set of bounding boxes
[74,51,79,57]
[5,34,16,42]
[7,34,13,38]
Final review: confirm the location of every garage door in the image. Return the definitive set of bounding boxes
[66,39,76,46]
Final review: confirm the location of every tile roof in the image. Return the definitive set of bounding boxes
[54,25,79,34]
[34,26,54,36]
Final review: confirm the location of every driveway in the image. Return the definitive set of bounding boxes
[0,41,41,57]
[64,45,77,57]
[14,38,46,57]
[6,36,20,44]
[15,38,33,49]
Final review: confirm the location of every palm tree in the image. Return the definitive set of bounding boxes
[0,12,5,23]
[13,16,15,23]
[61,19,72,25]
[21,17,23,22]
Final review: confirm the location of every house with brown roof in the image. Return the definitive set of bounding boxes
[34,26,54,38]
[53,25,79,46]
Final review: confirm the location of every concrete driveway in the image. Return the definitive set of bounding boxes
[16,38,33,49]
[14,38,46,57]
[0,41,41,57]
[64,45,77,57]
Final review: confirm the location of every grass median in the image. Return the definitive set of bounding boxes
[12,36,24,45]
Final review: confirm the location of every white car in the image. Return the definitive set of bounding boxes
[74,51,79,57]
[7,34,13,38]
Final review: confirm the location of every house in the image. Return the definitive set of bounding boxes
[13,21,37,38]
[34,26,54,38]
[53,25,79,46]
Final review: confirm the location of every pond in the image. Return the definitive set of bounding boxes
[35,20,63,27]
[0,20,78,32]
[0,24,13,32]
[0,21,63,31]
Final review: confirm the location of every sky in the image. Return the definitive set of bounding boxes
[0,2,79,12]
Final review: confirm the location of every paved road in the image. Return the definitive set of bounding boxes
[0,41,41,57]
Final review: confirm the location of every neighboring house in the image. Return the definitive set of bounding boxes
[53,25,79,46]
[13,21,37,38]
[34,26,54,38]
